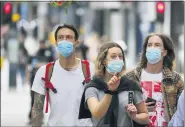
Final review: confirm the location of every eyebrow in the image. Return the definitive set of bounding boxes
[148,42,161,45]
[110,53,123,55]
[57,34,74,37]
[57,34,73,36]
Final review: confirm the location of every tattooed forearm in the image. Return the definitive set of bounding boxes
[31,92,45,127]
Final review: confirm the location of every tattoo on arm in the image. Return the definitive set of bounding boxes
[31,92,45,127]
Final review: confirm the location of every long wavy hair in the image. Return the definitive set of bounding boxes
[95,42,126,77]
[140,33,175,70]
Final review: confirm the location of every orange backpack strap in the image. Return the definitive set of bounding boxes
[81,60,91,85]
[41,61,56,113]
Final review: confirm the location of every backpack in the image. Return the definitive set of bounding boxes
[41,60,91,113]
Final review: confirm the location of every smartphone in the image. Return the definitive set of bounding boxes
[145,97,156,106]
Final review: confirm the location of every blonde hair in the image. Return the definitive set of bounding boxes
[95,42,126,77]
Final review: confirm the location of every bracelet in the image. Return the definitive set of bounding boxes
[104,89,118,95]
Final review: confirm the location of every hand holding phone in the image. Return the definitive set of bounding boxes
[145,97,156,106]
[145,97,156,112]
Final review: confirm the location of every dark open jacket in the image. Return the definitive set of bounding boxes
[125,65,184,122]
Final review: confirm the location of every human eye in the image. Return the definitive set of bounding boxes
[66,35,73,40]
[58,35,63,40]
[119,55,123,59]
[155,43,161,47]
[147,43,152,47]
[111,55,117,59]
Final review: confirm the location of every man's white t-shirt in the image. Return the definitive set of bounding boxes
[141,69,167,127]
[31,59,94,126]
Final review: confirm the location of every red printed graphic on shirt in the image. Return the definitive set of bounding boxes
[140,81,167,127]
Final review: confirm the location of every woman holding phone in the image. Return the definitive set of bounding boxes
[79,42,149,127]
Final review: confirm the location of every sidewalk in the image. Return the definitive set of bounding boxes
[1,86,31,126]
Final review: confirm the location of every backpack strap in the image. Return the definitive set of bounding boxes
[81,60,91,85]
[41,61,57,113]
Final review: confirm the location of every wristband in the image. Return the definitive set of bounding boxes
[104,89,118,95]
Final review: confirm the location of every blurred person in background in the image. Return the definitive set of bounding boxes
[7,29,19,90]
[31,24,94,126]
[168,90,184,127]
[18,30,29,86]
[125,33,184,127]
[28,39,55,124]
[85,33,101,62]
[75,39,89,60]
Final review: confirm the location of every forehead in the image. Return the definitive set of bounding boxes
[57,28,75,36]
[148,35,163,45]
[107,47,122,54]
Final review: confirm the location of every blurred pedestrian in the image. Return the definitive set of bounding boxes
[125,33,184,127]
[76,40,89,60]
[7,29,19,90]
[79,42,149,126]
[31,24,94,126]
[85,33,101,62]
[168,90,184,127]
[18,33,29,86]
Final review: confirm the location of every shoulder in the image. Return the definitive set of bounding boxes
[35,61,56,76]
[125,68,137,79]
[120,76,136,84]
[86,87,99,93]
[35,65,47,76]
[120,76,142,92]
[172,71,183,80]
[85,83,100,98]
[171,71,184,87]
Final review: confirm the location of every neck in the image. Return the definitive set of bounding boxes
[59,54,79,70]
[104,72,113,84]
[145,61,163,74]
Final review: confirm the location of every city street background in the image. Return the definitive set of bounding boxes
[1,1,184,126]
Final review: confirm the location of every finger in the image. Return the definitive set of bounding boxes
[131,108,137,112]
[115,77,120,83]
[114,72,118,77]
[110,81,114,85]
[127,107,132,112]
[127,106,133,112]
[112,76,118,82]
[148,106,155,109]
[108,81,113,86]
[145,102,155,106]
[129,106,135,111]
[131,107,137,112]
[112,77,117,82]
[117,73,121,79]
[130,109,136,113]
[126,104,131,109]
[113,77,120,84]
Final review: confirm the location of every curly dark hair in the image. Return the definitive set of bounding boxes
[140,33,175,70]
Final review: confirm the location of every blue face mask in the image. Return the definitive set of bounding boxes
[57,40,74,58]
[106,60,124,74]
[146,48,162,64]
